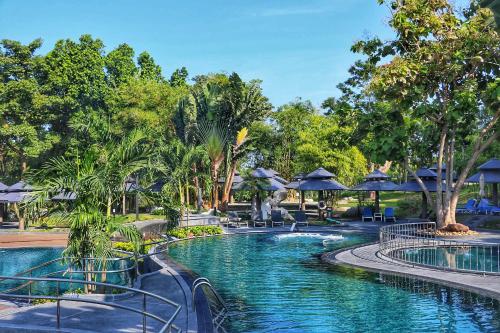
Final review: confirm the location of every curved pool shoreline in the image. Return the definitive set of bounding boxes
[324,242,500,301]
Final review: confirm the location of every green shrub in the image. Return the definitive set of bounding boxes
[168,226,223,239]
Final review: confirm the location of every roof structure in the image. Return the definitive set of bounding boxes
[296,178,348,191]
[8,181,33,192]
[252,168,275,178]
[306,167,336,179]
[467,158,500,183]
[0,191,32,203]
[364,170,391,180]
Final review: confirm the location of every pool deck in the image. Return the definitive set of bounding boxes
[0,265,198,333]
[0,231,68,248]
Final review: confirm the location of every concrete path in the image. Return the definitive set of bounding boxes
[326,243,500,300]
[0,268,196,333]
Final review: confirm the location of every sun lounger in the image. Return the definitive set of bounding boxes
[253,211,267,228]
[361,207,374,222]
[271,210,285,227]
[456,199,477,214]
[228,211,248,228]
[384,207,396,222]
[294,211,308,227]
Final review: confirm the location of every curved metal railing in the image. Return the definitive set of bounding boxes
[0,236,185,332]
[379,222,500,275]
[192,277,228,333]
[0,275,181,333]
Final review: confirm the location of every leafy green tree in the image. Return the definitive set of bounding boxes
[105,43,137,87]
[296,114,368,185]
[0,39,59,175]
[137,51,163,82]
[170,67,188,87]
[368,0,499,226]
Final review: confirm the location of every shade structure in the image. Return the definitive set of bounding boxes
[148,180,165,193]
[294,167,348,213]
[0,182,8,192]
[124,181,141,192]
[237,176,286,192]
[252,167,275,178]
[0,191,32,203]
[8,181,32,192]
[51,191,77,201]
[273,175,288,185]
[305,167,336,179]
[218,171,244,185]
[296,178,348,191]
[351,170,398,213]
[466,158,500,205]
[395,168,447,218]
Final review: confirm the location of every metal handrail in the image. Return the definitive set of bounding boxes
[379,222,500,275]
[192,277,228,332]
[0,275,181,333]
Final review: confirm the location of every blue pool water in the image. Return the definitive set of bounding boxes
[0,247,64,277]
[168,232,500,333]
[0,247,133,294]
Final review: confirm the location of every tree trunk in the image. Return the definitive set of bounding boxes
[435,126,447,228]
[21,158,27,175]
[221,163,237,211]
[193,164,202,213]
[211,165,219,209]
[106,196,112,218]
[405,165,434,218]
[122,193,126,215]
[179,184,185,226]
[445,130,499,226]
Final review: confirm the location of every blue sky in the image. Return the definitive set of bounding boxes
[0,0,394,108]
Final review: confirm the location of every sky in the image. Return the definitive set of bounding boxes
[0,0,395,108]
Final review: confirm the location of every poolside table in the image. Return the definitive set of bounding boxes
[374,212,383,222]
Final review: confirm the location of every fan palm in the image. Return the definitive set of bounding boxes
[198,121,228,209]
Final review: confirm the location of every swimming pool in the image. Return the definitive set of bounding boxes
[168,232,500,332]
[0,247,133,294]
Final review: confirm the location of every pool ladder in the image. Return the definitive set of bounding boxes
[192,277,228,333]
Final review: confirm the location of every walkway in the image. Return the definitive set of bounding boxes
[0,232,67,248]
[325,243,500,300]
[0,267,197,333]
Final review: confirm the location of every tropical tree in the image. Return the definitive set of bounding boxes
[366,0,499,226]
[198,121,228,209]
[154,139,207,224]
[27,148,142,289]
[0,38,60,175]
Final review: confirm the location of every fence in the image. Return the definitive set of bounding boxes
[379,222,500,275]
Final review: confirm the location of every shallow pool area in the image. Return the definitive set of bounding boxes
[168,232,500,333]
[0,247,64,277]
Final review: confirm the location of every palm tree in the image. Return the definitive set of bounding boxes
[154,139,207,225]
[198,121,228,209]
[26,132,147,290]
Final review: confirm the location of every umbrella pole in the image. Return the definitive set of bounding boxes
[492,183,498,207]
[375,191,380,213]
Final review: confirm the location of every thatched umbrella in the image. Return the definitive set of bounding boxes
[466,158,500,206]
[290,167,348,212]
[395,168,446,218]
[350,170,398,212]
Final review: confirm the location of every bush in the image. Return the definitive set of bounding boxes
[112,239,162,254]
[168,226,223,239]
